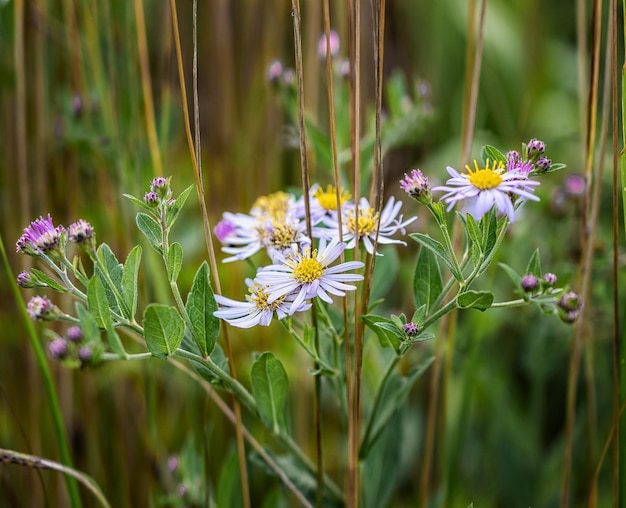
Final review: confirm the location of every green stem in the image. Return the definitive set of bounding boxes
[101,352,153,361]
[281,320,336,375]
[39,252,87,300]
[0,236,83,508]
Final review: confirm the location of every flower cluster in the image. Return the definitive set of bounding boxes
[16,215,95,256]
[214,185,416,328]
[47,325,98,367]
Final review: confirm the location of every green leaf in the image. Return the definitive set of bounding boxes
[185,262,220,357]
[409,233,462,281]
[526,248,542,277]
[481,145,507,165]
[166,242,183,282]
[498,262,522,288]
[413,245,443,313]
[75,302,100,344]
[136,212,163,254]
[360,356,434,458]
[30,268,68,292]
[87,276,111,329]
[411,305,427,325]
[217,448,244,508]
[95,243,125,315]
[122,193,154,212]
[250,352,289,433]
[481,206,498,256]
[105,326,127,358]
[457,290,494,311]
[362,315,402,353]
[167,185,194,228]
[529,162,567,176]
[121,245,142,319]
[143,304,185,359]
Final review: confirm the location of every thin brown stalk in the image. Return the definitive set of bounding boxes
[134,0,162,177]
[291,2,324,506]
[609,0,620,504]
[347,0,363,504]
[421,2,486,506]
[169,2,250,507]
[577,0,590,163]
[561,0,606,505]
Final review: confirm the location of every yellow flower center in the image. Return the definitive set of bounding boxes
[346,207,380,237]
[252,191,292,220]
[314,185,352,211]
[267,222,299,249]
[289,250,325,282]
[247,283,286,311]
[466,159,504,190]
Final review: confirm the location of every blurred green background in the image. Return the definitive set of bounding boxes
[0,0,618,506]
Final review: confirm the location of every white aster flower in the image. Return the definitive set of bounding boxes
[255,237,364,314]
[214,278,312,328]
[433,159,540,222]
[294,184,353,227]
[327,196,416,255]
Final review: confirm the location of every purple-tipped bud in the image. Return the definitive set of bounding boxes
[558,291,583,312]
[560,310,580,324]
[214,219,237,243]
[48,338,69,360]
[151,176,171,200]
[27,295,56,321]
[144,191,159,206]
[78,346,93,363]
[564,174,586,197]
[168,456,179,474]
[402,322,419,337]
[506,150,521,164]
[527,138,546,159]
[543,273,557,286]
[17,271,33,288]
[266,60,283,83]
[338,59,351,79]
[535,157,552,173]
[400,169,431,205]
[67,326,83,343]
[68,219,95,245]
[521,274,539,292]
[318,29,340,59]
[16,214,65,256]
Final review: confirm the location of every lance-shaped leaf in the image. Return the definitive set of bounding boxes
[457,290,494,311]
[143,304,185,359]
[166,243,182,282]
[95,243,125,315]
[250,352,289,433]
[481,145,507,165]
[362,315,403,353]
[185,262,220,357]
[525,248,542,277]
[29,268,68,293]
[136,213,163,255]
[410,233,462,281]
[87,276,111,329]
[166,185,194,228]
[121,245,142,319]
[413,246,443,313]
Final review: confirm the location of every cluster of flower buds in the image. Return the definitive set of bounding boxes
[399,169,432,206]
[46,325,96,367]
[519,271,582,323]
[144,176,174,207]
[520,272,557,294]
[16,214,95,258]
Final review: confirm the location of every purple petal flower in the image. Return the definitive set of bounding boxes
[68,219,94,244]
[16,214,65,255]
[27,295,55,320]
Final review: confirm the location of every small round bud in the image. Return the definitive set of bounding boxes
[78,346,93,363]
[48,338,69,360]
[71,93,83,117]
[144,191,159,206]
[151,177,171,200]
[68,219,95,244]
[564,174,586,197]
[266,60,283,83]
[338,59,351,79]
[543,273,557,286]
[67,326,83,343]
[521,274,539,292]
[527,138,546,158]
[27,295,57,321]
[17,271,33,288]
[402,322,419,337]
[558,291,583,313]
[535,157,552,172]
[559,310,580,324]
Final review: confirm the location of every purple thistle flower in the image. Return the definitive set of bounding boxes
[543,273,557,286]
[16,214,65,255]
[17,271,33,288]
[400,169,432,205]
[27,295,56,320]
[68,219,95,244]
[144,191,159,206]
[78,346,93,363]
[48,338,69,360]
[151,176,172,199]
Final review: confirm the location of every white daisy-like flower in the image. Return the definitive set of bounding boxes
[255,237,364,314]
[250,191,297,221]
[294,184,353,226]
[433,159,540,222]
[214,278,312,328]
[326,196,416,255]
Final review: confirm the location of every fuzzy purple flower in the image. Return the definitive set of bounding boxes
[535,157,552,173]
[67,326,83,343]
[214,219,238,243]
[543,273,557,286]
[527,138,546,158]
[400,169,431,205]
[521,274,539,292]
[403,322,419,337]
[16,214,65,255]
[48,338,69,360]
[17,271,33,288]
[144,191,159,206]
[68,219,95,245]
[27,295,56,320]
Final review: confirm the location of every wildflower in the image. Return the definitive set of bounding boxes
[68,219,95,248]
[558,291,583,313]
[564,175,586,197]
[295,184,352,226]
[506,152,533,178]
[144,191,159,206]
[535,157,552,173]
[543,273,557,287]
[403,322,419,337]
[168,456,179,474]
[17,271,33,288]
[214,278,312,328]
[78,346,93,363]
[16,214,65,256]
[267,60,283,83]
[66,326,83,343]
[151,176,171,199]
[560,310,580,324]
[331,196,416,255]
[433,160,541,222]
[400,169,432,205]
[48,338,69,360]
[527,138,546,160]
[318,29,340,59]
[250,191,296,221]
[521,274,539,292]
[256,237,364,314]
[27,295,58,321]
[214,219,238,243]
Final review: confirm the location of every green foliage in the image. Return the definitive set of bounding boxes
[250,352,289,434]
[136,212,163,255]
[413,245,443,312]
[143,304,185,359]
[185,262,220,358]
